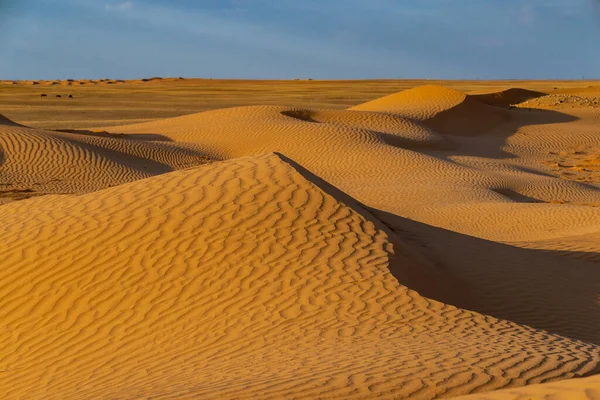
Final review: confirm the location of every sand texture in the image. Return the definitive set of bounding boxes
[453,375,600,400]
[1,81,600,399]
[0,115,209,202]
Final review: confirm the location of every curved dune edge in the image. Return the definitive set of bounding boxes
[0,153,598,399]
[104,90,600,243]
[472,88,547,108]
[349,84,511,136]
[0,114,210,201]
[0,114,22,127]
[452,374,600,400]
[99,86,600,350]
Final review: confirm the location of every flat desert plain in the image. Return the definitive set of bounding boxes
[0,78,600,399]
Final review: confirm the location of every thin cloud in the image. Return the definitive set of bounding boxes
[105,1,133,12]
[517,5,536,27]
[473,37,506,49]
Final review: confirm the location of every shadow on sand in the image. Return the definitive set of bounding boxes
[372,208,600,346]
[56,129,175,142]
[277,152,600,346]
[425,105,579,162]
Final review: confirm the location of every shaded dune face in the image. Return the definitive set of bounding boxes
[0,116,210,201]
[279,108,451,149]
[107,86,600,239]
[0,154,598,399]
[2,84,600,399]
[349,84,511,136]
[0,114,21,127]
[472,88,547,108]
[102,86,600,347]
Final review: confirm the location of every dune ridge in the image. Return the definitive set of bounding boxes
[0,115,209,201]
[105,88,600,242]
[472,88,546,107]
[349,84,511,135]
[0,153,598,399]
[100,85,600,352]
[1,84,600,398]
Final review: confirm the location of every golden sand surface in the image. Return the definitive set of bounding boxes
[453,374,600,400]
[0,77,598,129]
[0,79,599,399]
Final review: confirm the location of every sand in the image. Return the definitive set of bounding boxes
[0,81,599,398]
[1,78,598,130]
[453,375,600,400]
[0,115,209,202]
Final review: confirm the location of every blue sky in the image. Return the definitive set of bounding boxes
[1,0,599,80]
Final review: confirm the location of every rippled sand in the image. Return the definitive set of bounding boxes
[0,80,599,398]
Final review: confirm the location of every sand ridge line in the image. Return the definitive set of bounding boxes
[0,153,598,398]
[104,86,600,242]
[2,83,600,398]
[0,114,210,201]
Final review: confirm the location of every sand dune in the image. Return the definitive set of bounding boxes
[454,375,600,400]
[473,88,546,107]
[105,87,600,242]
[349,84,511,135]
[101,85,600,357]
[0,114,209,202]
[0,153,598,399]
[1,83,600,398]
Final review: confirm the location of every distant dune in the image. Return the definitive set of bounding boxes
[350,84,511,135]
[106,86,600,239]
[472,88,546,107]
[1,83,600,399]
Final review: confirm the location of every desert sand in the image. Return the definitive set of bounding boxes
[0,79,599,399]
[453,374,600,400]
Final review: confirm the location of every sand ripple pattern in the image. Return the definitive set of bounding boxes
[0,153,598,399]
[107,87,600,242]
[453,374,600,400]
[0,119,209,200]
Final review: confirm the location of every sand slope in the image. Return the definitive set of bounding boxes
[2,84,600,398]
[472,88,546,107]
[0,115,209,201]
[105,87,600,242]
[101,86,600,353]
[454,374,600,400]
[349,84,510,135]
[0,153,598,399]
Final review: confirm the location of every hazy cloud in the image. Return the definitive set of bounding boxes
[105,1,133,12]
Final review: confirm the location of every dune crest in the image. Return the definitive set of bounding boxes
[2,82,600,398]
[472,88,547,107]
[349,84,510,135]
[0,118,209,201]
[0,153,598,399]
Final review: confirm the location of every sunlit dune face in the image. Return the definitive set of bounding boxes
[1,82,600,399]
